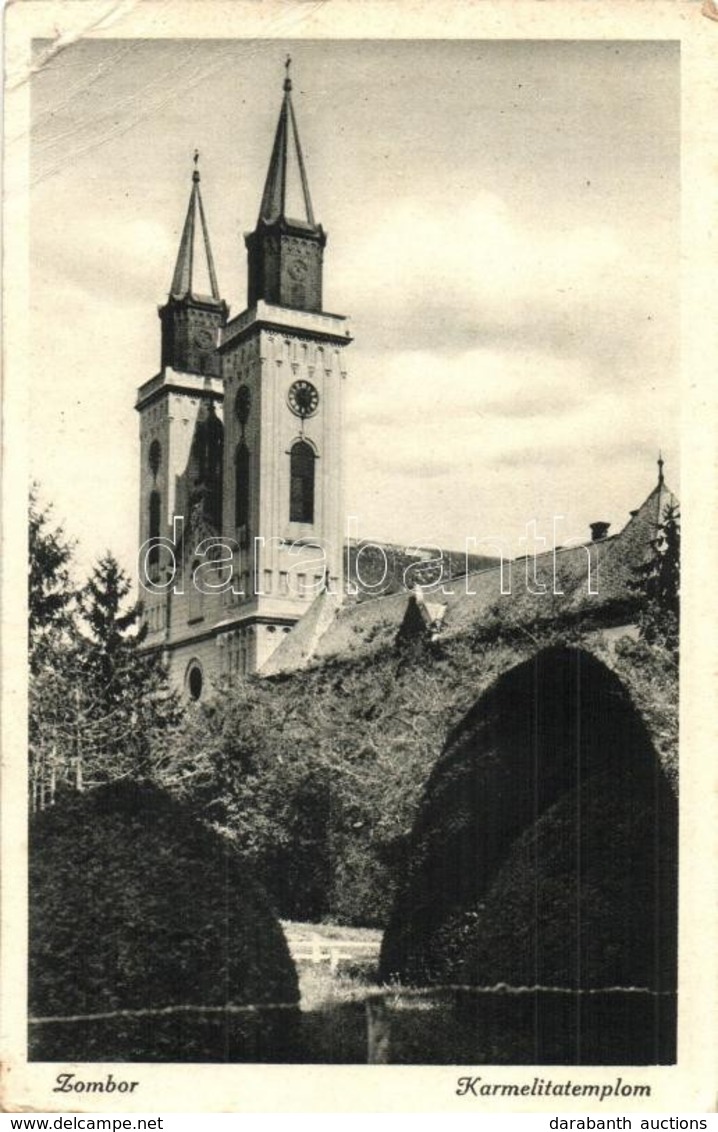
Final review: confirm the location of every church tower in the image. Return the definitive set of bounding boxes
[217,62,352,675]
[136,65,351,692]
[136,157,228,654]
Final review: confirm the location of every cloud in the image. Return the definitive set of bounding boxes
[347,346,592,436]
[343,332,678,553]
[340,192,676,383]
[345,193,620,327]
[33,192,177,307]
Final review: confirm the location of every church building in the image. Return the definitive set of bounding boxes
[136,68,676,700]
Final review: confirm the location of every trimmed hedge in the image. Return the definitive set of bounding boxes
[379,647,677,1062]
[29,781,299,1062]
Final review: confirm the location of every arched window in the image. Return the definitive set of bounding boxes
[186,662,203,701]
[235,442,250,528]
[148,439,161,478]
[290,440,315,524]
[148,490,161,570]
[191,403,223,530]
[189,559,204,622]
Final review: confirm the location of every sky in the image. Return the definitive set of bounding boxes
[29,38,680,583]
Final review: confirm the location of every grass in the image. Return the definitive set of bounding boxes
[281,920,655,1064]
[297,957,379,1012]
[281,919,383,943]
[280,924,481,1063]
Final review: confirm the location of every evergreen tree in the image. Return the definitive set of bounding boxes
[76,553,183,781]
[28,487,80,808]
[28,485,77,673]
[634,503,680,653]
[29,504,184,805]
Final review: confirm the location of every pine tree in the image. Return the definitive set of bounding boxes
[634,503,680,653]
[28,487,80,808]
[29,500,184,805]
[28,485,77,673]
[76,553,183,782]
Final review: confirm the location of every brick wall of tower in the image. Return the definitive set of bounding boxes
[137,374,225,653]
[138,397,172,650]
[159,301,224,377]
[246,230,324,313]
[163,618,299,698]
[220,320,348,629]
[277,236,323,312]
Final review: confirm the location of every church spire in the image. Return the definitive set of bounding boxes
[245,62,326,313]
[257,56,316,228]
[159,154,228,377]
[170,152,221,301]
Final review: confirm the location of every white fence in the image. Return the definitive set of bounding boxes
[284,933,381,973]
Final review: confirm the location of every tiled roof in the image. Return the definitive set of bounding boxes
[344,540,495,603]
[260,478,677,676]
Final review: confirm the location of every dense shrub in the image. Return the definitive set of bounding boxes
[378,647,677,1062]
[29,781,299,1062]
[449,764,677,1063]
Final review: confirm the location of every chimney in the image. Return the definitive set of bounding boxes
[590,521,610,542]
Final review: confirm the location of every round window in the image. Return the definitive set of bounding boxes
[187,664,203,701]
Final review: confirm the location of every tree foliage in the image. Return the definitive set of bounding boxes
[633,502,680,652]
[75,553,183,779]
[30,780,299,1062]
[156,570,680,927]
[28,485,77,673]
[29,492,183,806]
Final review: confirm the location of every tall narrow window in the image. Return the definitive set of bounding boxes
[235,442,250,528]
[148,439,161,478]
[148,490,161,571]
[290,440,315,524]
[189,560,203,622]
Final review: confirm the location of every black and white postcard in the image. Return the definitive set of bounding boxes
[2,0,717,1115]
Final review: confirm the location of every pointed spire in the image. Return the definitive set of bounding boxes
[170,153,221,301]
[257,59,316,227]
[657,450,665,488]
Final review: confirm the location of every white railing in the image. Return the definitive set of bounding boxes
[284,933,380,973]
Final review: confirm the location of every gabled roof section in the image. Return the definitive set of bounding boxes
[259,586,344,677]
[170,157,222,302]
[261,462,680,677]
[608,457,679,580]
[397,587,448,646]
[257,62,317,228]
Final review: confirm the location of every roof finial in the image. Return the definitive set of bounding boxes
[193,148,200,184]
[284,54,292,93]
[657,450,665,488]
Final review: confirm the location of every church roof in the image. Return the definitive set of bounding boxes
[257,61,317,228]
[169,157,222,303]
[260,468,679,677]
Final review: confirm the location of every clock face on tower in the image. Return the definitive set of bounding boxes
[287,256,308,281]
[288,379,319,420]
[193,328,215,350]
